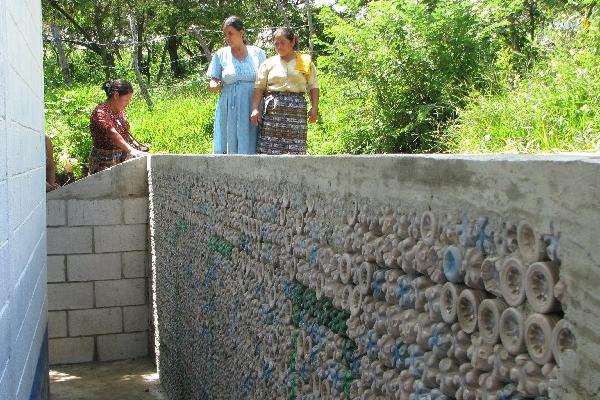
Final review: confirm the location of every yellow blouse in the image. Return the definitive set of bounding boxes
[255,54,319,93]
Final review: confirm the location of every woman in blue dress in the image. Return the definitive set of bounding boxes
[207,16,267,154]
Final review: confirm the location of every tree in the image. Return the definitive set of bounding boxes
[44,0,130,79]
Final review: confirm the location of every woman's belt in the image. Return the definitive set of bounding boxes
[264,91,304,97]
[263,91,306,114]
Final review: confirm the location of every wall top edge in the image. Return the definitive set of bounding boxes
[148,153,600,163]
[47,157,148,200]
[147,153,600,253]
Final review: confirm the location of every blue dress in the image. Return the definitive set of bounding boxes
[207,45,267,154]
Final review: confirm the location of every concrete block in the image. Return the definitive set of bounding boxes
[68,308,122,337]
[0,49,4,96]
[7,59,40,137]
[5,120,23,178]
[48,282,93,310]
[14,295,47,400]
[46,200,66,227]
[7,171,23,231]
[47,227,92,255]
[48,311,67,339]
[47,255,65,283]
[0,362,15,400]
[97,331,148,361]
[49,337,94,365]
[0,181,7,243]
[95,279,146,307]
[0,119,5,180]
[0,303,10,379]
[94,224,147,253]
[123,305,148,332]
[7,117,43,177]
[9,231,46,338]
[0,243,8,306]
[67,199,122,226]
[9,200,45,288]
[67,253,121,282]
[123,197,148,224]
[122,251,147,278]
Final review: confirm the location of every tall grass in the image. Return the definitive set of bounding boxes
[45,79,217,178]
[447,28,600,153]
[45,74,350,179]
[127,81,216,155]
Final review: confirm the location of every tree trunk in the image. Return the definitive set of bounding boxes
[190,26,212,63]
[527,0,536,43]
[93,1,115,79]
[156,42,168,83]
[306,0,314,56]
[167,26,183,77]
[277,1,291,27]
[47,0,115,79]
[50,24,72,88]
[100,49,116,80]
[128,12,153,110]
[136,12,151,81]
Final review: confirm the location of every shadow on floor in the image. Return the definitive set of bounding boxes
[50,358,166,400]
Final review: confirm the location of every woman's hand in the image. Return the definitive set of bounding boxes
[308,107,318,123]
[250,109,260,126]
[127,149,146,159]
[46,181,60,192]
[208,79,222,92]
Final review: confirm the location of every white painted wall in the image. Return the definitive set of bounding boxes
[0,0,48,399]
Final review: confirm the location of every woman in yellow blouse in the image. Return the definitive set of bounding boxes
[250,27,319,154]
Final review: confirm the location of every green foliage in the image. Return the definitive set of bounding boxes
[127,80,216,155]
[45,85,99,177]
[43,0,600,164]
[316,0,496,153]
[44,0,308,79]
[447,21,600,153]
[307,74,382,154]
[45,78,216,179]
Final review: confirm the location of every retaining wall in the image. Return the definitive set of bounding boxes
[149,154,600,400]
[46,157,150,364]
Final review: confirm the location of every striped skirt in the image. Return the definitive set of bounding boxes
[88,147,128,175]
[257,92,307,155]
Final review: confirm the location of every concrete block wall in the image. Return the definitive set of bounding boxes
[0,0,49,399]
[46,157,150,365]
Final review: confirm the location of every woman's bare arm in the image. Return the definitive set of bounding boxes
[308,88,320,123]
[108,127,143,155]
[250,88,265,126]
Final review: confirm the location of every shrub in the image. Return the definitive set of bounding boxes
[447,22,600,153]
[315,0,496,153]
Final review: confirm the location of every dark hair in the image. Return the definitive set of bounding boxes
[223,16,248,45]
[274,27,299,50]
[102,79,134,98]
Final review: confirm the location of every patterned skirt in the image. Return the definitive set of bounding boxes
[257,92,307,155]
[88,147,129,175]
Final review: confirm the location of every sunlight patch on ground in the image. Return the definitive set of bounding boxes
[49,370,81,383]
[141,372,160,383]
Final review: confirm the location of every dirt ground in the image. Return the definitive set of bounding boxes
[50,358,167,400]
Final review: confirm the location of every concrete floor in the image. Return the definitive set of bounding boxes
[50,358,167,400]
